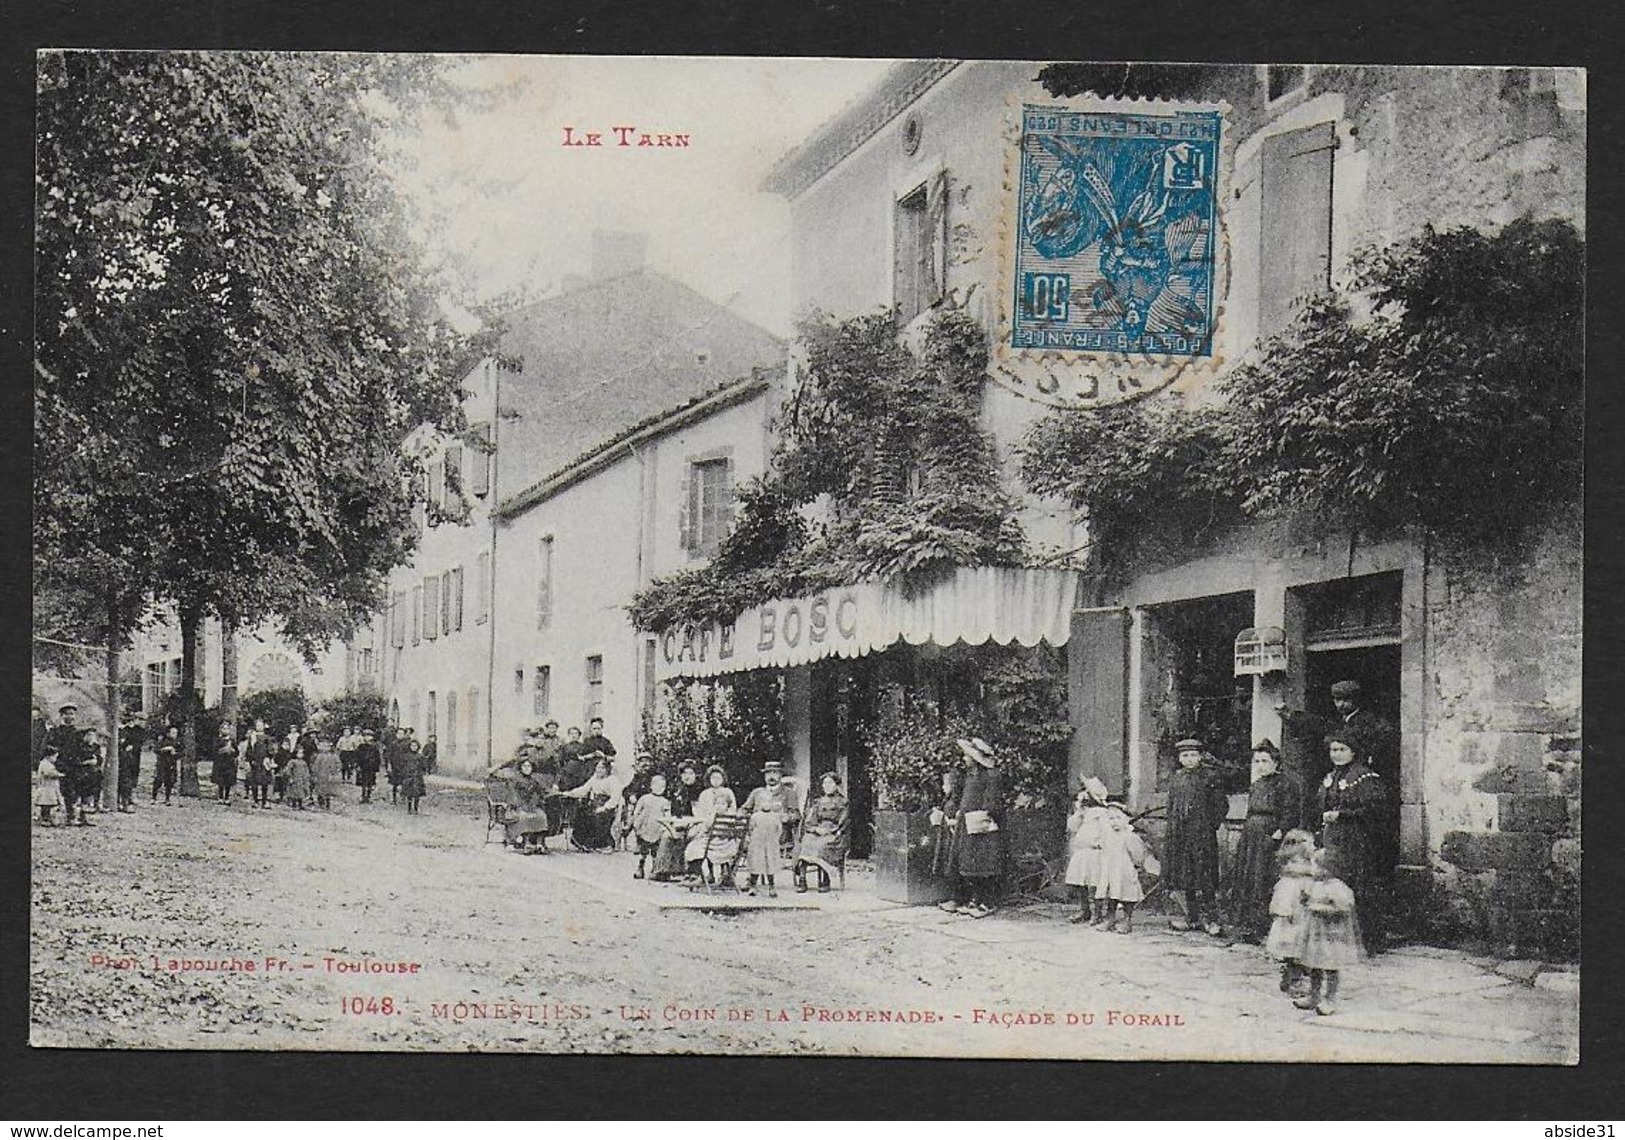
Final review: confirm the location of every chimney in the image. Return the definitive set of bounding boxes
[591,230,647,282]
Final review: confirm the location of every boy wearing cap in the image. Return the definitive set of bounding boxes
[1164,737,1229,936]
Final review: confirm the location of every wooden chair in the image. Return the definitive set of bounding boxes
[694,811,749,894]
[484,776,518,845]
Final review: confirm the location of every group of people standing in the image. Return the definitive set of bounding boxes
[32,701,440,823]
[1055,678,1395,1015]
[489,719,851,897]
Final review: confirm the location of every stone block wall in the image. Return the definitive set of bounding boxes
[1426,511,1581,958]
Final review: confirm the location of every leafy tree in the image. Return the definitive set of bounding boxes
[312,690,391,739]
[36,52,481,787]
[629,310,1025,631]
[238,687,310,740]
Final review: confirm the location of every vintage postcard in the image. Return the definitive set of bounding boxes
[31,54,1583,1063]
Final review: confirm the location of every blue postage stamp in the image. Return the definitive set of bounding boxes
[1012,105,1221,357]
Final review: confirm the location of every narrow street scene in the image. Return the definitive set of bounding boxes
[33,54,1583,1069]
[30,771,1576,1061]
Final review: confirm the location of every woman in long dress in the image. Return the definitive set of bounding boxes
[499,759,553,854]
[565,758,621,851]
[652,762,702,881]
[683,765,739,881]
[793,772,849,893]
[1230,740,1300,940]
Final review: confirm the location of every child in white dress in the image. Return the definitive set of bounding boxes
[1064,777,1111,924]
[1266,829,1318,999]
[1093,796,1160,933]
[35,748,64,826]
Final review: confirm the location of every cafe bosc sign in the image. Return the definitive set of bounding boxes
[657,588,864,681]
[654,567,1082,682]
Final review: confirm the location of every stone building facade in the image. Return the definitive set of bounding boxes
[762,61,1583,952]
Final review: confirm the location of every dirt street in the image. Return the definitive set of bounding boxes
[29,776,1577,1062]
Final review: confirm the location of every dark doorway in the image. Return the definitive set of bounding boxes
[1142,591,1256,792]
[1292,570,1404,872]
[812,656,878,857]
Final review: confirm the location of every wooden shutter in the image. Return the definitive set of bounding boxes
[679,464,698,554]
[717,459,736,538]
[469,424,492,496]
[411,585,422,644]
[1068,608,1131,795]
[452,567,465,631]
[1259,121,1336,336]
[926,170,949,307]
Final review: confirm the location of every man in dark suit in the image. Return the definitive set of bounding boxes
[1278,679,1399,949]
[46,703,95,825]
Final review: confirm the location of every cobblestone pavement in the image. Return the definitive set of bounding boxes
[29,775,1578,1062]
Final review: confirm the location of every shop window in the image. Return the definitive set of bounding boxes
[534,665,551,719]
[1259,121,1336,336]
[1140,592,1256,790]
[893,171,947,324]
[585,654,604,724]
[1303,571,1402,650]
[680,457,734,558]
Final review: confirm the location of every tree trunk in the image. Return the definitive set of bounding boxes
[220,615,240,729]
[177,604,203,796]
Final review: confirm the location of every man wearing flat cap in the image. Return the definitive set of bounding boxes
[46,703,96,825]
[1277,678,1399,949]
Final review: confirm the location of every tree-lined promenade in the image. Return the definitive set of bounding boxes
[35,52,488,786]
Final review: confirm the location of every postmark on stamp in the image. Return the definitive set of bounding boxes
[996,100,1229,407]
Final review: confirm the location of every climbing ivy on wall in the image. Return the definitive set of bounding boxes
[1020,217,1583,575]
[629,310,1025,633]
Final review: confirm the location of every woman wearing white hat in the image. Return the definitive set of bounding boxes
[938,737,1005,918]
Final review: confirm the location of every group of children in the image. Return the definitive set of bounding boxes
[1063,743,1361,1016]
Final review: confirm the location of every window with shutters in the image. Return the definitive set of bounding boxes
[536,535,554,629]
[423,575,440,640]
[475,552,490,624]
[534,665,551,718]
[681,456,734,558]
[585,655,604,724]
[514,667,525,695]
[445,690,458,755]
[1258,122,1336,337]
[452,566,464,631]
[426,691,437,740]
[468,423,492,497]
[411,585,422,645]
[468,689,480,761]
[391,590,407,648]
[893,171,948,325]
